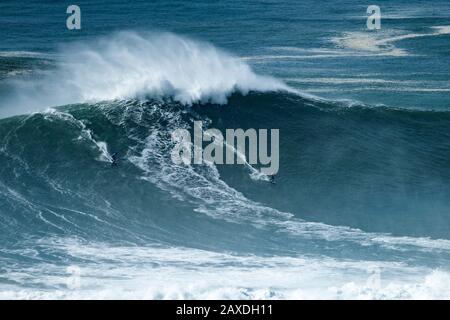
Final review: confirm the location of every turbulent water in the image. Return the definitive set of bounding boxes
[1,0,450,299]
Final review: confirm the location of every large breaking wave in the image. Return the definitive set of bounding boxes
[1,32,450,299]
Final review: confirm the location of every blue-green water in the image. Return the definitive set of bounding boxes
[0,0,450,299]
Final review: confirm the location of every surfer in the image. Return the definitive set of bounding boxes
[269,175,276,184]
[111,152,118,167]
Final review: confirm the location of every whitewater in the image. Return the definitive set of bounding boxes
[1,24,450,299]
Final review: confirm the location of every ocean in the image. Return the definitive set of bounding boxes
[1,0,450,299]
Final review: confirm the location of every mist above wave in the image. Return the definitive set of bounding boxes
[0,32,287,117]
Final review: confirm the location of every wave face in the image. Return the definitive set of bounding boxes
[1,32,450,299]
[2,93,450,299]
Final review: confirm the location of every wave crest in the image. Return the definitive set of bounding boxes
[1,32,287,117]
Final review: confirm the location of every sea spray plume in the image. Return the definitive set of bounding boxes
[0,32,287,117]
[58,31,286,103]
